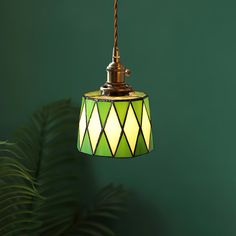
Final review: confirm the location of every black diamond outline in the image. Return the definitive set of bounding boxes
[79,98,88,151]
[87,103,103,154]
[149,130,154,151]
[113,100,130,126]
[79,97,85,120]
[131,99,143,126]
[122,102,141,156]
[80,130,93,155]
[141,102,152,151]
[94,101,114,157]
[143,97,151,121]
[93,101,113,156]
[86,99,96,123]
[134,129,148,156]
[80,99,95,155]
[97,100,112,127]
[113,101,133,157]
[131,100,149,155]
[103,102,123,157]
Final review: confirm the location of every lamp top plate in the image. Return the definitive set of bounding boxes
[84,90,148,102]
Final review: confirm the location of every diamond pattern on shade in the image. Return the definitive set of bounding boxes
[135,132,148,156]
[104,105,122,155]
[97,102,111,126]
[88,104,102,153]
[132,100,143,125]
[77,93,153,158]
[149,132,154,151]
[124,105,139,154]
[115,133,132,158]
[142,104,151,150]
[86,99,95,121]
[80,97,85,116]
[114,101,129,126]
[81,131,92,154]
[79,104,86,149]
[95,133,112,157]
[144,97,151,119]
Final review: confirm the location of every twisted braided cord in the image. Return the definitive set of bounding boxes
[114,0,118,49]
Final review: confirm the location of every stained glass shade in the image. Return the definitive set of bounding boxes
[77,91,153,158]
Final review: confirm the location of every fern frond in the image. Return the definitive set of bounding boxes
[70,184,129,236]
[0,143,40,236]
[0,100,129,236]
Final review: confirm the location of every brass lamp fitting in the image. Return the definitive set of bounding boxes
[100,47,133,96]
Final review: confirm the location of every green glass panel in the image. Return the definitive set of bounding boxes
[115,134,132,158]
[95,132,112,156]
[114,101,129,126]
[131,100,143,125]
[97,102,111,126]
[86,99,95,122]
[80,97,85,115]
[135,132,148,156]
[77,130,80,151]
[149,131,154,151]
[81,131,93,155]
[144,97,151,119]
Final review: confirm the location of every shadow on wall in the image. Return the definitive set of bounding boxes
[117,195,169,236]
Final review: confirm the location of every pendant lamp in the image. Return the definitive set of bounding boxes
[77,0,153,158]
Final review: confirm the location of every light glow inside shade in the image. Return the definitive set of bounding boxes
[77,91,153,158]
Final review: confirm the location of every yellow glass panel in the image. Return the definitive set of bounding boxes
[104,105,122,155]
[142,104,151,150]
[124,105,139,154]
[79,105,86,148]
[88,104,102,153]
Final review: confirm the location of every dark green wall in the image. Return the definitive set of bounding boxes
[1,0,236,235]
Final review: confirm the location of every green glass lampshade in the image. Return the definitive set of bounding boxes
[77,91,153,158]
